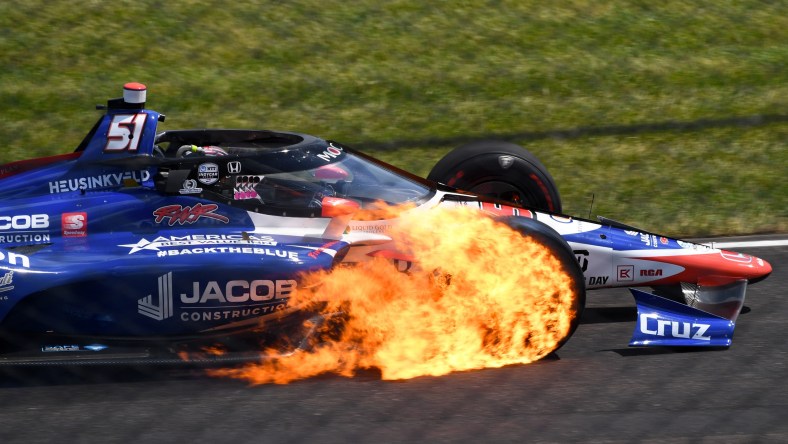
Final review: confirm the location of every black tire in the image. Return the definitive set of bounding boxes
[501,216,586,354]
[428,140,562,213]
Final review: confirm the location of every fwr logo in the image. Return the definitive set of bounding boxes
[153,203,229,226]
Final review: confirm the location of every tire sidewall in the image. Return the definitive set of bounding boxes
[428,140,562,213]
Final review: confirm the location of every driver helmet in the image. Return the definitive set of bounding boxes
[178,144,229,157]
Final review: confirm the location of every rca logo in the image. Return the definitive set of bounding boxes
[62,212,87,237]
[640,269,663,277]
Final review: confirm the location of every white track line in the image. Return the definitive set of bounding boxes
[704,239,788,249]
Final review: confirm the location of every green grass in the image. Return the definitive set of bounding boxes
[0,0,785,236]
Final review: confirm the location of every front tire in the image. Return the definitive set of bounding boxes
[502,216,586,353]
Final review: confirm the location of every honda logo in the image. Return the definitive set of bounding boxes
[227,161,242,174]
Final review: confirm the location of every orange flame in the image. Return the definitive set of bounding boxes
[210,206,581,384]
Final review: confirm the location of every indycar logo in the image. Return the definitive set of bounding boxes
[197,163,219,185]
[638,313,711,341]
[153,203,229,226]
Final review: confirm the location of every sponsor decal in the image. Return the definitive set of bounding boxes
[624,230,639,236]
[138,272,295,322]
[720,251,753,264]
[573,249,589,272]
[0,234,50,243]
[348,223,393,234]
[48,170,151,193]
[156,247,299,260]
[0,214,48,230]
[0,214,51,244]
[84,344,108,352]
[617,265,634,282]
[639,313,711,341]
[0,271,13,293]
[62,212,87,237]
[227,161,242,174]
[308,240,340,259]
[42,345,81,353]
[120,234,278,254]
[677,240,711,250]
[588,276,608,286]
[197,162,219,185]
[153,203,229,226]
[0,250,30,268]
[640,269,663,277]
[476,201,533,218]
[640,233,658,248]
[233,175,262,200]
[138,272,174,320]
[659,236,669,245]
[179,179,203,195]
[317,143,344,162]
[181,279,296,304]
[498,155,515,169]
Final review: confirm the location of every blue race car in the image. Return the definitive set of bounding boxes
[0,84,771,365]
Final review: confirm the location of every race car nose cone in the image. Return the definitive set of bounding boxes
[748,254,772,284]
[719,250,772,284]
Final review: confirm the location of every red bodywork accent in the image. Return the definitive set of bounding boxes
[632,250,772,286]
[0,152,81,180]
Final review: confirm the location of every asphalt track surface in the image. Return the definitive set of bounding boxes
[0,234,784,443]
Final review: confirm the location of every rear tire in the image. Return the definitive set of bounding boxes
[428,140,562,213]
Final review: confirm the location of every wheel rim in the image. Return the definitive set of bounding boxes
[468,180,536,206]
